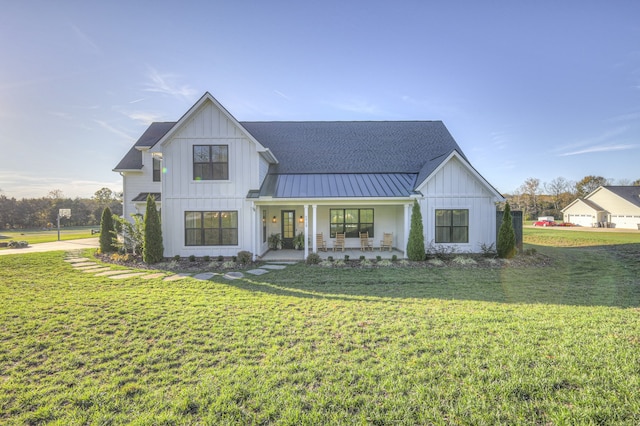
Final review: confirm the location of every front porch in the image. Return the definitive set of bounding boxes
[259,247,405,262]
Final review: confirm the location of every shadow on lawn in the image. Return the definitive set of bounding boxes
[219,243,640,308]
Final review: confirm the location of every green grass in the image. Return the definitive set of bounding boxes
[0,227,97,246]
[1,235,640,424]
[525,227,640,247]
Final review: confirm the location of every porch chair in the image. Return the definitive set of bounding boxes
[316,233,327,252]
[380,232,393,251]
[359,232,373,251]
[333,233,345,252]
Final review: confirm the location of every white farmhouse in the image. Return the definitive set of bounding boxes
[113,92,504,258]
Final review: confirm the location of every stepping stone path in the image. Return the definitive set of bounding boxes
[64,252,290,281]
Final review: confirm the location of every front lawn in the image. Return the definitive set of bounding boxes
[1,240,640,424]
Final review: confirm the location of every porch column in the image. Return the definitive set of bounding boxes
[312,204,317,252]
[251,203,257,261]
[404,202,412,254]
[304,204,309,259]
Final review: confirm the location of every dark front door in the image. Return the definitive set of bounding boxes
[281,210,295,249]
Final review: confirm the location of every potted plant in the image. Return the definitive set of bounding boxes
[293,232,305,250]
[268,233,282,250]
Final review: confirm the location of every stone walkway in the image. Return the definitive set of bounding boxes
[64,251,291,282]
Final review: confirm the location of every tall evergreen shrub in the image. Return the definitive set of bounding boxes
[143,195,163,264]
[407,200,426,261]
[99,206,116,253]
[497,202,517,259]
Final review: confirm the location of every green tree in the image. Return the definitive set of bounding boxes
[99,207,117,253]
[497,202,517,259]
[575,175,610,198]
[407,200,425,261]
[143,195,163,264]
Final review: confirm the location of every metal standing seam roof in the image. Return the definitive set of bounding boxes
[258,173,417,198]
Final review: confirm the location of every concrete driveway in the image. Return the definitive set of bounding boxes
[0,238,99,256]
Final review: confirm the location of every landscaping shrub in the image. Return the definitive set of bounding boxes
[203,255,210,262]
[376,255,382,261]
[99,207,117,253]
[497,202,517,259]
[217,255,224,262]
[173,255,180,261]
[189,255,196,262]
[391,254,398,262]
[407,200,425,261]
[359,255,365,261]
[237,251,252,265]
[306,253,321,265]
[143,195,163,264]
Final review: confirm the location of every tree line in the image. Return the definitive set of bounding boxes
[0,188,122,229]
[504,175,640,220]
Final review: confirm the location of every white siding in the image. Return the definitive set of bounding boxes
[160,101,262,256]
[121,150,161,219]
[416,156,497,253]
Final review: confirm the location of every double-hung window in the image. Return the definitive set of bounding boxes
[193,145,228,180]
[185,211,238,246]
[330,208,374,238]
[435,209,468,243]
[152,157,162,182]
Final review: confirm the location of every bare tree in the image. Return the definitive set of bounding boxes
[519,177,541,220]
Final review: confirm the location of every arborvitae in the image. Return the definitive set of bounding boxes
[99,207,117,253]
[143,194,164,264]
[497,202,517,258]
[407,200,426,261]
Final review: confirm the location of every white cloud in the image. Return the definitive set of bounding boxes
[93,119,135,142]
[559,144,636,157]
[145,68,198,100]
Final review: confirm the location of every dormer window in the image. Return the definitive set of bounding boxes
[152,157,162,182]
[193,145,228,180]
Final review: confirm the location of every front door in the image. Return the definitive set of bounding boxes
[281,210,295,249]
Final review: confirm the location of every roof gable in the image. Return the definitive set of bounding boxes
[113,122,175,171]
[599,186,640,209]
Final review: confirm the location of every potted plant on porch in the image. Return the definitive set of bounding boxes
[293,232,305,250]
[268,233,282,250]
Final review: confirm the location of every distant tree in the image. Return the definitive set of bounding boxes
[497,202,517,259]
[575,175,610,198]
[633,179,640,186]
[143,195,163,264]
[518,177,541,220]
[93,187,115,206]
[99,207,117,253]
[407,200,425,261]
[47,189,64,200]
[544,177,574,214]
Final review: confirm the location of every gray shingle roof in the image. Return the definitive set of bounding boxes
[113,122,175,170]
[241,121,466,174]
[115,120,473,198]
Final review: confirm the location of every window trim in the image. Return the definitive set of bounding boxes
[435,209,469,243]
[152,157,162,182]
[329,208,374,238]
[184,210,238,246]
[193,145,229,181]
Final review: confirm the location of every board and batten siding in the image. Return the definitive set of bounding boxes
[160,101,262,257]
[416,156,498,252]
[121,151,161,219]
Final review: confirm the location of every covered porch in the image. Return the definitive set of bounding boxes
[259,247,405,262]
[250,199,414,260]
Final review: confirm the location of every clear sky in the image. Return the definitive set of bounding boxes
[1,1,639,199]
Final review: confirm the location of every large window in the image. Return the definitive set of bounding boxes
[185,211,238,246]
[193,145,228,180]
[330,208,374,238]
[435,209,468,243]
[152,157,162,182]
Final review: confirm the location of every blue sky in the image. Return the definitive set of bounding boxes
[1,1,639,199]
